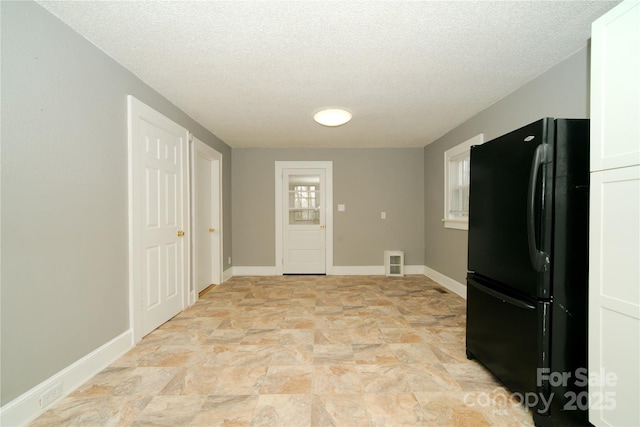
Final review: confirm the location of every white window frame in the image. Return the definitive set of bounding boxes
[444,133,484,230]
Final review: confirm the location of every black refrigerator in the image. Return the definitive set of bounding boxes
[466,118,589,427]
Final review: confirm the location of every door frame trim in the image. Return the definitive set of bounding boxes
[127,95,190,344]
[190,137,223,303]
[275,161,333,275]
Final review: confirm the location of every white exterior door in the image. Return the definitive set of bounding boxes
[128,96,189,341]
[283,169,326,274]
[275,161,333,275]
[193,138,222,293]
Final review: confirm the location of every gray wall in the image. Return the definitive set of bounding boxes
[0,1,231,405]
[424,47,591,284]
[233,148,424,267]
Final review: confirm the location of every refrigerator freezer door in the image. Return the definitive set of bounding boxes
[466,275,551,412]
[468,118,554,299]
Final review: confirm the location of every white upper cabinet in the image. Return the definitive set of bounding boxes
[590,0,640,171]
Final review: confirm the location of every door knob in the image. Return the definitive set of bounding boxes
[320,225,325,229]
[209,228,215,232]
[177,231,185,237]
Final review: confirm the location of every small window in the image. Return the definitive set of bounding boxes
[444,134,484,230]
[290,184,319,223]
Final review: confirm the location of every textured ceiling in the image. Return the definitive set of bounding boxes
[38,1,619,148]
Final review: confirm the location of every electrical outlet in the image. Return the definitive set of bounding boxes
[40,382,63,408]
[228,257,231,265]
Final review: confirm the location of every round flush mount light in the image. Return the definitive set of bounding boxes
[313,108,352,127]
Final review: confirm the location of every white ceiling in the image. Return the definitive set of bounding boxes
[38,0,619,149]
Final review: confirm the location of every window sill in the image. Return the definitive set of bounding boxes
[443,219,468,230]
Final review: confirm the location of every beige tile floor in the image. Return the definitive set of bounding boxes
[30,275,535,426]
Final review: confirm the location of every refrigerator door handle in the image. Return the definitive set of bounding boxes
[468,277,536,310]
[527,143,550,272]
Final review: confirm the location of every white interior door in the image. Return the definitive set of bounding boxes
[128,96,189,341]
[193,138,222,293]
[283,169,326,274]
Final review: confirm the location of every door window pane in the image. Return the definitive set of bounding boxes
[288,175,320,224]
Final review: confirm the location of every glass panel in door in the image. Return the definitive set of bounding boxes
[289,175,320,225]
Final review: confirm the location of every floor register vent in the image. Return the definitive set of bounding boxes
[384,250,404,277]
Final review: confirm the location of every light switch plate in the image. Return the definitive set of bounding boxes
[338,204,346,212]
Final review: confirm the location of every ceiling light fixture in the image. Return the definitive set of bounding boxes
[313,108,352,127]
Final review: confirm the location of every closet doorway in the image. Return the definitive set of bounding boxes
[192,138,223,295]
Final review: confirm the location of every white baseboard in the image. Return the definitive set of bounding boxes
[229,265,429,278]
[423,265,467,299]
[232,266,278,276]
[331,265,384,275]
[404,265,426,275]
[222,267,234,283]
[330,265,425,275]
[0,330,133,427]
